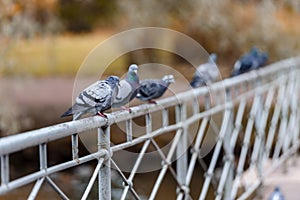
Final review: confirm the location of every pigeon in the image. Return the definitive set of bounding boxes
[231,47,268,77]
[190,53,219,88]
[111,64,139,109]
[137,75,175,103]
[268,186,285,200]
[61,76,120,120]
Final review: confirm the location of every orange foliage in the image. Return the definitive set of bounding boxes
[275,9,300,35]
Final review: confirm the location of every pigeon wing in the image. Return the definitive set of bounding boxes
[138,81,160,100]
[72,81,112,114]
[79,81,110,105]
[112,80,132,105]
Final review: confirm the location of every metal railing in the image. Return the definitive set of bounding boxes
[0,57,300,199]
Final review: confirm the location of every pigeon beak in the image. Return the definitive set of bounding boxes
[133,69,138,74]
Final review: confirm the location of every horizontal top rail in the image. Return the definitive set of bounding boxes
[0,57,300,156]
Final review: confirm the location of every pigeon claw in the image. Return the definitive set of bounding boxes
[121,106,132,113]
[97,112,108,118]
[148,100,157,104]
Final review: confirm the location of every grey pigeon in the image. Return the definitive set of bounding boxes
[137,75,175,103]
[268,186,285,200]
[61,76,120,120]
[231,47,268,77]
[190,53,219,88]
[111,64,139,109]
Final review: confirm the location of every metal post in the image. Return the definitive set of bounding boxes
[126,119,133,142]
[71,134,79,160]
[28,143,48,199]
[98,126,111,200]
[224,88,234,200]
[176,103,188,198]
[39,143,47,170]
[0,155,9,185]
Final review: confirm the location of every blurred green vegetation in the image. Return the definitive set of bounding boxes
[0,32,126,76]
[58,0,118,32]
[0,0,299,77]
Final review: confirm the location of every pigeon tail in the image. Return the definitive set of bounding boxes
[61,107,73,118]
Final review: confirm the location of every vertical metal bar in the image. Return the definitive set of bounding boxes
[264,83,286,159]
[126,119,133,142]
[193,96,199,115]
[81,158,104,200]
[224,88,234,200]
[146,113,152,134]
[199,109,231,200]
[150,129,183,200]
[231,95,261,199]
[272,92,289,160]
[121,139,151,200]
[250,87,275,164]
[121,113,153,199]
[0,155,9,185]
[28,143,48,200]
[71,114,80,160]
[162,108,169,127]
[254,78,263,132]
[291,74,300,154]
[216,88,234,200]
[98,126,111,200]
[39,143,47,170]
[71,133,79,160]
[176,103,188,198]
[283,76,296,152]
[185,118,209,186]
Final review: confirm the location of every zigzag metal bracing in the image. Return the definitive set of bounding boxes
[0,58,300,199]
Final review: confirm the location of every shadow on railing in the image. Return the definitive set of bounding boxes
[0,57,300,200]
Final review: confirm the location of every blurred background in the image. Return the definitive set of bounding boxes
[1,0,300,136]
[0,1,299,199]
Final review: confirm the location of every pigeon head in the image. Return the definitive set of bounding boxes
[127,64,139,82]
[274,186,280,192]
[209,53,217,63]
[190,76,206,87]
[250,47,259,57]
[129,64,138,73]
[162,75,175,85]
[106,76,120,88]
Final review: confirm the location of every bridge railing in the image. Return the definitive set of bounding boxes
[0,57,300,199]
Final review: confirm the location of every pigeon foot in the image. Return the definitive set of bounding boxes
[121,106,132,113]
[148,100,157,104]
[97,112,108,118]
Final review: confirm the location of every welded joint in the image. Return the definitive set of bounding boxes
[204,171,214,178]
[234,124,243,131]
[251,159,258,165]
[190,147,200,155]
[176,184,190,195]
[101,149,112,161]
[242,142,250,148]
[248,114,256,120]
[215,190,224,198]
[263,105,271,112]
[255,130,264,137]
[223,154,235,163]
[217,136,225,143]
[122,180,133,188]
[161,160,171,167]
[101,115,110,128]
[235,170,243,177]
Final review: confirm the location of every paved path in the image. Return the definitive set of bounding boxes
[257,158,300,200]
